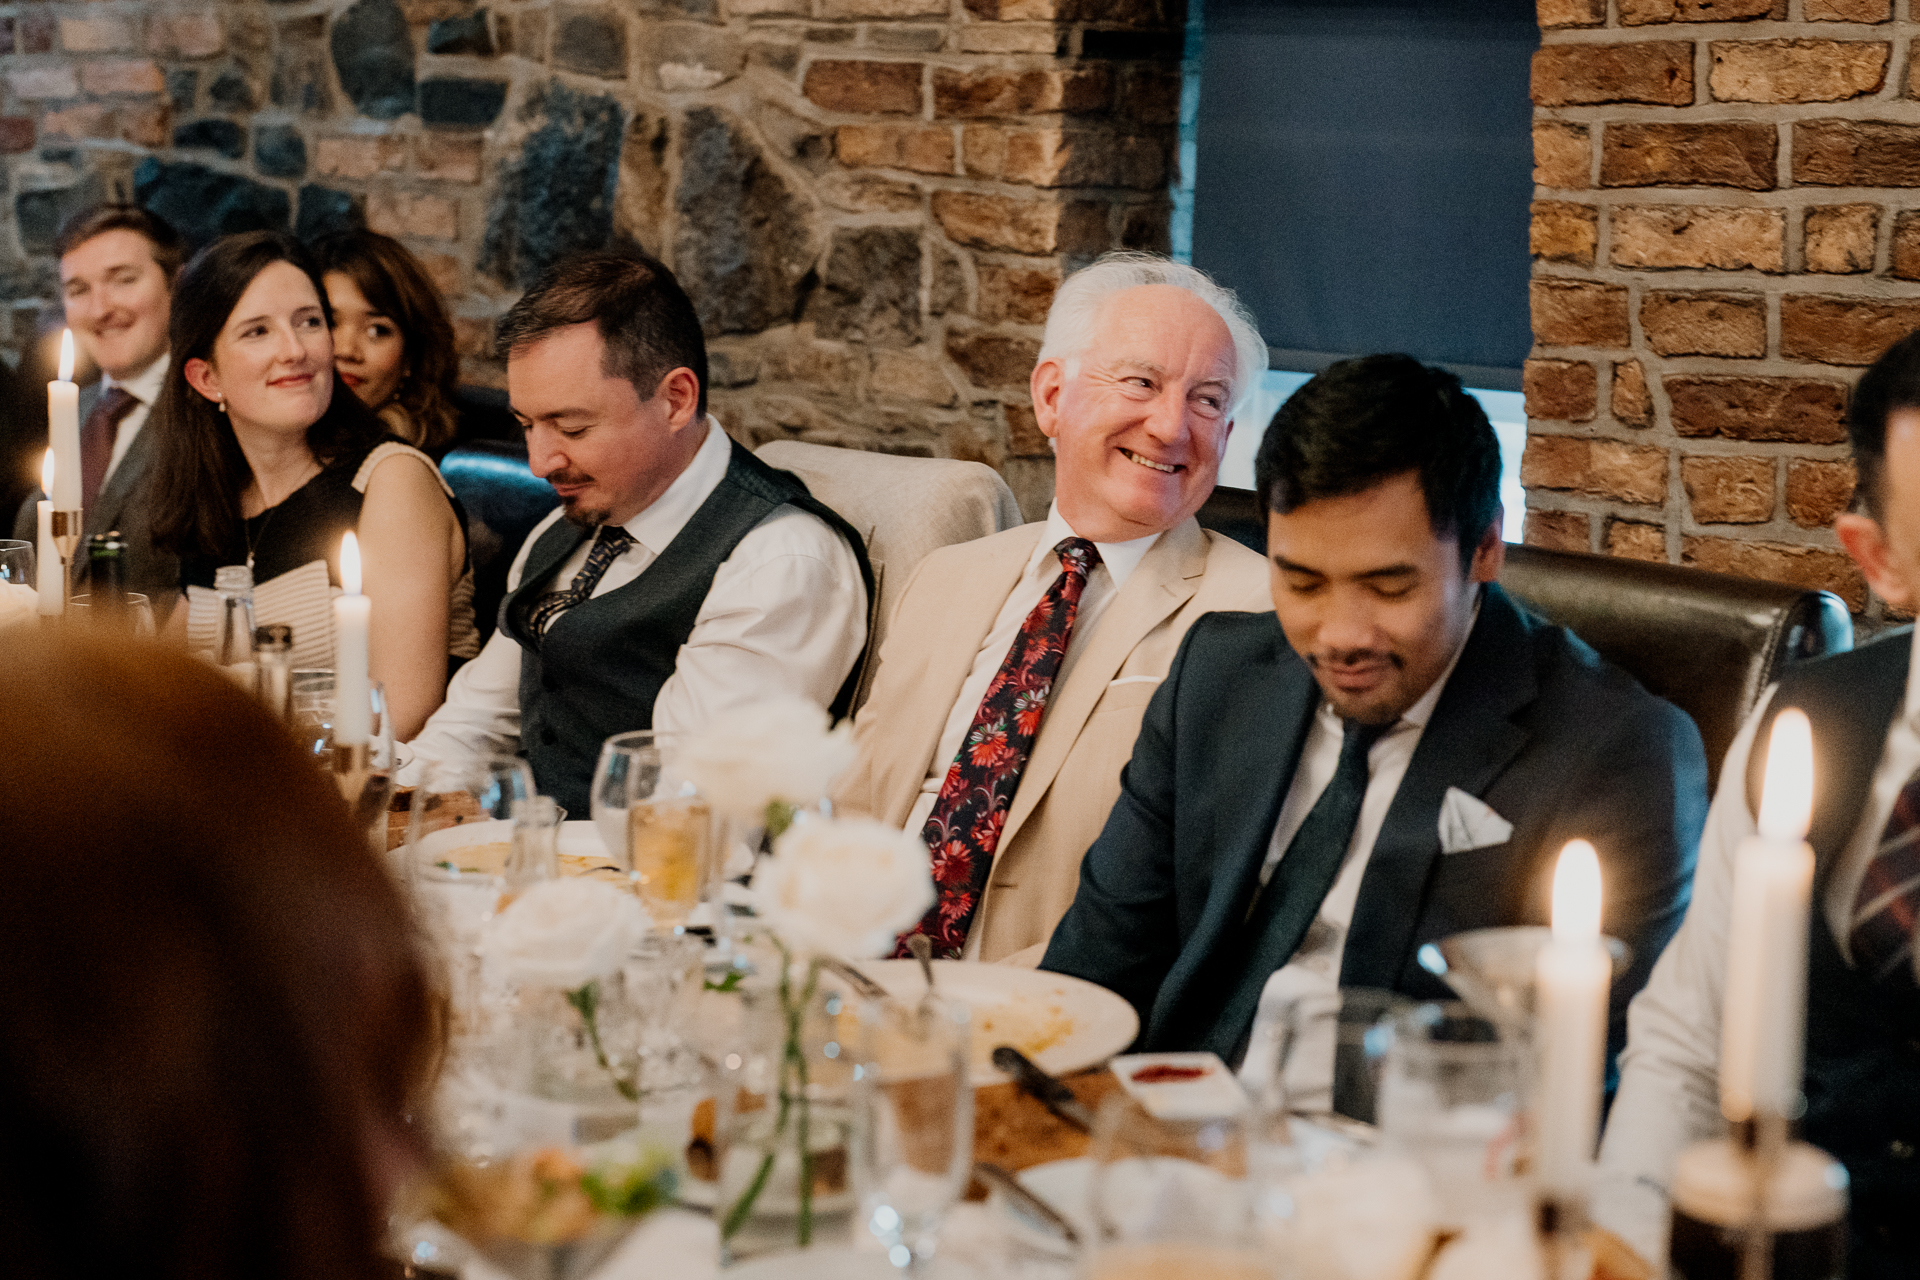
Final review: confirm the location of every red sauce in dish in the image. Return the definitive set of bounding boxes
[1131,1065,1209,1083]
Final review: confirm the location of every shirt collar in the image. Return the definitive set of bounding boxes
[105,351,170,406]
[1036,501,1163,590]
[1316,589,1482,735]
[617,415,730,555]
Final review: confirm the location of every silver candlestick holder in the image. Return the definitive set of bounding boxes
[50,509,81,607]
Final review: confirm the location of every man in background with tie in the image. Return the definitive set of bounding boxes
[11,205,182,615]
[1041,355,1706,1105]
[400,251,871,816]
[1596,332,1920,1280]
[833,253,1273,964]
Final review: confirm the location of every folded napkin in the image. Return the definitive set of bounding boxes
[185,559,336,669]
[1437,786,1513,854]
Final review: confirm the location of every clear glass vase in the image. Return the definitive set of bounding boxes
[713,936,860,1263]
[495,973,644,1146]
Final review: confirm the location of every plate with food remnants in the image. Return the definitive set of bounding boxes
[415,819,627,885]
[831,960,1139,1084]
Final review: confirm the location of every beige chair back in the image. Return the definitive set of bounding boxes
[754,440,1025,708]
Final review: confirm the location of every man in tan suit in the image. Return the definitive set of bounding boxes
[834,253,1271,963]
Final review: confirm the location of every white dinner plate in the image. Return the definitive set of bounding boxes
[833,960,1139,1084]
[723,1245,974,1279]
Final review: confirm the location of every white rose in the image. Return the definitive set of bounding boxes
[0,582,38,630]
[749,816,934,959]
[678,695,856,823]
[485,878,651,990]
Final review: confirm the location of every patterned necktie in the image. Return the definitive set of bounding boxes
[900,537,1102,958]
[1201,716,1391,1063]
[524,525,636,638]
[78,387,139,510]
[1851,766,1920,991]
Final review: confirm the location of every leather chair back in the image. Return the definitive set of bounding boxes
[439,440,559,643]
[1195,486,1854,787]
[754,440,1025,706]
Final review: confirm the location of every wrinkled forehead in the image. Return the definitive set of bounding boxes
[1084,284,1238,381]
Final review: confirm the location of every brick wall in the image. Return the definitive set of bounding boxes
[0,0,1187,518]
[1522,0,1920,619]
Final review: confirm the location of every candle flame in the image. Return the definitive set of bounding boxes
[340,531,361,596]
[1552,839,1602,944]
[57,330,73,383]
[1757,708,1814,843]
[41,449,53,494]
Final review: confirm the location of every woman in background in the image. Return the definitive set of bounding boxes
[312,229,461,457]
[0,625,433,1280]
[148,230,478,739]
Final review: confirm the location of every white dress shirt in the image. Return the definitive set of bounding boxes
[400,419,867,784]
[101,353,168,485]
[904,503,1161,841]
[1240,595,1480,1112]
[1593,637,1920,1266]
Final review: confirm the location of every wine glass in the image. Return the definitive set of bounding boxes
[1084,1093,1269,1279]
[67,591,156,635]
[407,756,540,979]
[0,539,34,587]
[288,668,396,834]
[854,995,973,1271]
[591,730,670,862]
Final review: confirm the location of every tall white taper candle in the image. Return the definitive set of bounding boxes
[48,330,81,512]
[1535,838,1612,1199]
[333,531,372,746]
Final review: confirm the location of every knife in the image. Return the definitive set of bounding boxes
[992,1045,1097,1132]
[973,1161,1082,1248]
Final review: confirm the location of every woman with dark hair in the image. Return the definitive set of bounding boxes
[149,230,479,740]
[0,623,434,1280]
[311,229,460,456]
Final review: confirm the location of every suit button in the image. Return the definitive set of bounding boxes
[541,730,557,745]
[1892,1140,1915,1160]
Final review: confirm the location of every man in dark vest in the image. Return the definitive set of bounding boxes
[1596,332,1920,1280]
[401,252,872,816]
[1039,355,1706,1102]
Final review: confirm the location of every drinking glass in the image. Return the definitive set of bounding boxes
[1083,1093,1269,1280]
[288,669,396,833]
[854,996,973,1271]
[67,591,156,636]
[1245,986,1410,1131]
[0,539,33,586]
[1375,1002,1528,1231]
[591,730,670,862]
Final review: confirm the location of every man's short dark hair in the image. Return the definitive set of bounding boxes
[1845,328,1920,520]
[494,251,708,417]
[1254,353,1503,560]
[55,204,185,281]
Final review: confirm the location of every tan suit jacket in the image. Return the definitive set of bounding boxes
[832,516,1271,963]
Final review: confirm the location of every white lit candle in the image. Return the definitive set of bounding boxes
[333,531,372,747]
[1721,708,1816,1124]
[35,450,59,616]
[47,330,81,512]
[1535,838,1612,1199]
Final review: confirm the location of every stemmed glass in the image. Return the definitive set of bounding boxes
[0,539,34,588]
[288,668,395,835]
[591,730,669,862]
[854,995,974,1271]
[68,591,157,635]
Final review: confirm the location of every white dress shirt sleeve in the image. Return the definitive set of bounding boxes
[1592,687,1773,1265]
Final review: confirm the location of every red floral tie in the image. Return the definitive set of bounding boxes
[900,537,1102,958]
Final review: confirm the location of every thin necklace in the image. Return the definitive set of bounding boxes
[244,459,320,571]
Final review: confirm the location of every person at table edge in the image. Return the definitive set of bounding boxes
[400,251,871,817]
[832,252,1271,964]
[11,203,183,616]
[1040,355,1708,1098]
[1594,332,1920,1280]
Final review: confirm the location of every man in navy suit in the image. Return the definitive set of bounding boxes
[1041,355,1708,1098]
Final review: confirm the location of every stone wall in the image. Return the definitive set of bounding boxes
[1522,0,1920,619]
[0,0,1187,516]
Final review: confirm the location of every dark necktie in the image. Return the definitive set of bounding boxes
[523,525,636,638]
[78,387,139,511]
[1199,716,1392,1062]
[900,537,1102,958]
[1851,766,1920,992]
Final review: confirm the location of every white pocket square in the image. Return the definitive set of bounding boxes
[1438,787,1513,854]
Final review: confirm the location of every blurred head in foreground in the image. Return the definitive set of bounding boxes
[0,626,432,1280]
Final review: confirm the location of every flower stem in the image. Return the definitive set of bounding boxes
[566,981,638,1102]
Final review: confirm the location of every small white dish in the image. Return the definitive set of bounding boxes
[1110,1051,1249,1119]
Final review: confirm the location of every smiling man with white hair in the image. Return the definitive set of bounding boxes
[832,252,1272,964]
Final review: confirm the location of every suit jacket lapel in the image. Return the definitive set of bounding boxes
[999,519,1207,853]
[1340,585,1536,990]
[87,418,153,535]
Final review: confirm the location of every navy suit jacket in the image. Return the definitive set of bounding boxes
[1040,584,1708,1070]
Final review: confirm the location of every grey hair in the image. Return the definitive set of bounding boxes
[1037,251,1269,425]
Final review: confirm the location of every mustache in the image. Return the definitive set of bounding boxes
[1307,648,1402,671]
[546,469,593,489]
